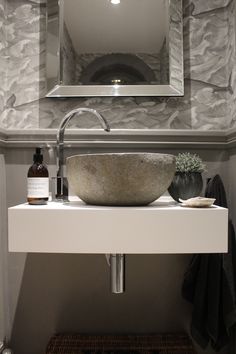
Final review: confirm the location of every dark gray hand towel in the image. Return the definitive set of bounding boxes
[182,175,236,352]
[205,174,228,208]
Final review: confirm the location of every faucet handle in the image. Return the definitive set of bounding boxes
[51,176,68,202]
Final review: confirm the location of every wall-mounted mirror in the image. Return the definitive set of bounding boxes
[46,0,183,97]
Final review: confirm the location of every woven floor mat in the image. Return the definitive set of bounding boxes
[46,333,196,354]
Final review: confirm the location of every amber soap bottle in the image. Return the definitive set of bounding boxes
[27,147,49,205]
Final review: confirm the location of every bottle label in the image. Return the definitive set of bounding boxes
[27,178,49,198]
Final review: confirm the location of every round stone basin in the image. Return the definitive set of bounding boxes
[66,153,176,206]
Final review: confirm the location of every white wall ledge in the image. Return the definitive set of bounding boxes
[8,198,228,254]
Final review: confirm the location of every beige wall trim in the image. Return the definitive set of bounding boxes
[0,130,7,148]
[226,127,236,148]
[0,128,231,149]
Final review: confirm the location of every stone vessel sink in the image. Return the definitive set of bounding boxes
[66,153,176,206]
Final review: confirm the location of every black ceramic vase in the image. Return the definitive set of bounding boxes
[168,172,203,202]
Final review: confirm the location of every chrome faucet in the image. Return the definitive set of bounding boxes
[56,107,110,200]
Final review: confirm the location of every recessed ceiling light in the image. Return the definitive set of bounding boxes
[111,0,120,4]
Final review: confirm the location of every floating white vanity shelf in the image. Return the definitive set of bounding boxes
[8,197,228,254]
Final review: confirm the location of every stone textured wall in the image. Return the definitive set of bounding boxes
[0,0,6,116]
[0,0,235,130]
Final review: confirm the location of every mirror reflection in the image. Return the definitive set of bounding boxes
[46,0,183,97]
[63,0,169,85]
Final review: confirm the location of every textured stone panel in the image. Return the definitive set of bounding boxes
[0,0,235,130]
[184,0,233,87]
[190,0,232,15]
[5,0,46,108]
[0,0,6,115]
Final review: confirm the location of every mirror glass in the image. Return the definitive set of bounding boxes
[46,0,183,97]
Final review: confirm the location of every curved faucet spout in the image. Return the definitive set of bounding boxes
[56,108,110,200]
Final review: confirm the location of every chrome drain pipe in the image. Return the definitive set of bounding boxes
[0,341,13,354]
[110,254,125,294]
